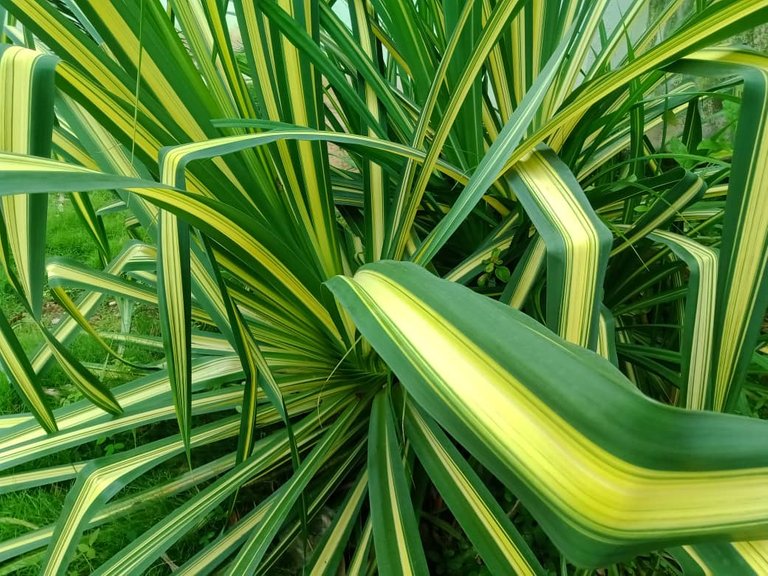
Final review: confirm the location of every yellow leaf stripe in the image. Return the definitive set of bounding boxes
[0,151,343,344]
[406,403,544,575]
[0,356,243,455]
[387,0,527,260]
[1,389,244,474]
[680,546,715,576]
[347,518,373,576]
[157,129,468,340]
[612,173,706,257]
[732,541,768,574]
[501,235,546,309]
[502,0,768,172]
[0,415,29,430]
[0,311,57,432]
[596,307,617,365]
[0,462,85,494]
[330,262,768,566]
[506,147,611,349]
[0,46,51,312]
[42,418,240,575]
[676,49,768,410]
[0,455,236,566]
[351,0,386,261]
[178,438,366,576]
[93,397,352,576]
[648,230,717,410]
[158,208,192,451]
[368,391,428,576]
[308,470,368,575]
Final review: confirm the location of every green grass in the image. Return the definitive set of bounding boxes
[0,192,227,574]
[0,192,161,412]
[47,194,113,268]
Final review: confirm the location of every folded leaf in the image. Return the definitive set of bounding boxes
[329,260,768,567]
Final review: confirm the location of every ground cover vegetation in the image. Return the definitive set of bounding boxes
[1,0,768,574]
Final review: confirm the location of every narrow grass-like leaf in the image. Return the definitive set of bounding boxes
[500,234,546,309]
[0,308,56,432]
[648,230,717,410]
[597,306,619,366]
[670,543,758,575]
[387,0,528,261]
[224,401,360,575]
[411,27,572,265]
[173,492,281,576]
[0,462,84,494]
[347,517,374,575]
[233,0,342,281]
[612,170,706,256]
[0,355,242,452]
[0,454,236,565]
[91,396,351,576]
[202,237,296,466]
[177,439,366,576]
[405,401,545,575]
[367,390,429,576]
[49,286,156,370]
[347,0,387,262]
[157,206,193,456]
[0,388,243,473]
[306,469,368,575]
[537,1,768,157]
[68,191,110,266]
[41,417,240,575]
[672,49,768,410]
[37,321,123,416]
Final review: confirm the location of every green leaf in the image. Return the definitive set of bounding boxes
[223,401,360,575]
[405,401,545,575]
[0,44,57,319]
[0,308,57,432]
[41,417,240,575]
[672,49,768,410]
[329,261,768,567]
[367,390,429,576]
[505,146,612,349]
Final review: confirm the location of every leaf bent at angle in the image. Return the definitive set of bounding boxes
[329,260,768,567]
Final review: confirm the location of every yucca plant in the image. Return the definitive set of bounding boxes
[1,0,768,573]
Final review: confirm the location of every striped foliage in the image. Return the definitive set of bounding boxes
[329,262,768,566]
[505,146,612,349]
[0,0,767,574]
[672,49,768,412]
[0,45,56,318]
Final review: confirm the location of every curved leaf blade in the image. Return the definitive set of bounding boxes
[0,44,57,319]
[329,261,768,567]
[506,146,612,349]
